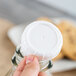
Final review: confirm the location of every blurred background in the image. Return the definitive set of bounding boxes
[0,0,76,76]
[0,0,76,24]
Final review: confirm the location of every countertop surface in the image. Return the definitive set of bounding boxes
[0,19,15,76]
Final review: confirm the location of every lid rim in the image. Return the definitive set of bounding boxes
[21,21,63,59]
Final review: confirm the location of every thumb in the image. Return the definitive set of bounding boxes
[21,57,40,76]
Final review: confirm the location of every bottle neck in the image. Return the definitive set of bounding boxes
[12,46,53,72]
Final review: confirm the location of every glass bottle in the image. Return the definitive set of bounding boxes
[6,46,53,76]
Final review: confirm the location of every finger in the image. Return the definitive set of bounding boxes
[38,72,47,76]
[13,56,27,76]
[28,55,47,61]
[21,57,40,76]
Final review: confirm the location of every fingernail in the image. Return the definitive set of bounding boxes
[33,57,39,64]
[26,56,34,63]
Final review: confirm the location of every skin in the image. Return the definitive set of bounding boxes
[13,56,47,76]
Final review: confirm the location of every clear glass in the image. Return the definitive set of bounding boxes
[6,46,53,76]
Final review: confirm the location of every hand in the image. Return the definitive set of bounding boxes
[13,56,47,76]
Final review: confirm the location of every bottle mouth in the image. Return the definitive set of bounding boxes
[12,46,53,72]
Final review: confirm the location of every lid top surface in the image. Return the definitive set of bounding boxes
[21,21,63,59]
[26,22,57,53]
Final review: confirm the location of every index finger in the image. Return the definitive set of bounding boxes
[13,56,27,76]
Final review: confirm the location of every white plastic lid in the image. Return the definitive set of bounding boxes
[21,21,63,59]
